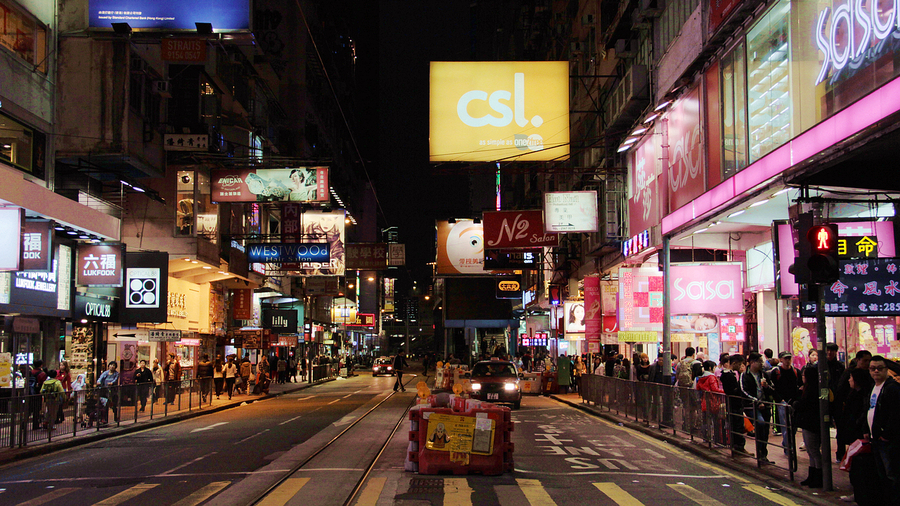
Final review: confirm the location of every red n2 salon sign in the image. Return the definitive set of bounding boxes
[483,210,559,249]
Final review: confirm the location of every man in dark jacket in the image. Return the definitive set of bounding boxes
[647,354,673,427]
[393,350,409,392]
[29,360,47,430]
[863,355,900,502]
[742,352,776,463]
[770,351,801,455]
[835,350,871,460]
[196,354,213,403]
[721,354,749,455]
[133,360,154,412]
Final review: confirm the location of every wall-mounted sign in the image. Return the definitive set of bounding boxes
[231,289,252,320]
[629,130,662,234]
[346,243,388,270]
[164,134,208,151]
[13,317,39,334]
[89,1,251,31]
[666,85,704,213]
[22,220,52,271]
[617,331,659,343]
[669,264,744,315]
[211,167,328,203]
[168,291,187,319]
[482,210,558,249]
[125,268,160,308]
[430,61,570,162]
[802,257,900,316]
[0,208,23,271]
[306,276,341,296]
[622,230,651,258]
[76,244,124,287]
[120,252,168,324]
[618,267,664,331]
[495,278,522,299]
[160,38,207,62]
[814,0,897,85]
[75,295,118,322]
[564,301,585,334]
[247,243,330,263]
[388,243,406,266]
[149,330,182,342]
[483,249,540,270]
[263,309,298,333]
[436,220,499,275]
[838,236,879,258]
[351,313,376,326]
[719,315,745,341]
[543,191,598,233]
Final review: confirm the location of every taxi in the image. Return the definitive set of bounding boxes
[372,356,394,376]
[467,359,523,409]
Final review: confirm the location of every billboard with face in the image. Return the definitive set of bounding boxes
[211,167,329,203]
[436,220,498,275]
[430,61,569,162]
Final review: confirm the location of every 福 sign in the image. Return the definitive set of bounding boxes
[22,220,52,271]
[76,244,124,287]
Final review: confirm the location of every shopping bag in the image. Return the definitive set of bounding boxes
[839,439,872,471]
[743,416,755,433]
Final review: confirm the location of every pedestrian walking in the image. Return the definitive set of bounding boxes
[393,350,409,392]
[289,355,298,383]
[164,354,181,405]
[40,370,65,430]
[277,356,287,384]
[864,355,900,503]
[96,362,119,424]
[795,350,823,487]
[213,356,224,399]
[224,356,238,399]
[197,354,213,403]
[741,352,775,464]
[240,357,252,394]
[56,360,72,424]
[133,360,153,412]
[151,358,163,404]
[770,351,801,456]
[29,359,47,430]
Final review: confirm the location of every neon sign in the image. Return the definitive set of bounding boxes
[815,0,899,84]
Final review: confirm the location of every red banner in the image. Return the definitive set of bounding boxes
[666,85,705,213]
[584,276,602,350]
[231,289,252,320]
[482,210,559,249]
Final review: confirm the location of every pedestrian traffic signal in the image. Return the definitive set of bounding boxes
[788,212,813,285]
[807,224,840,284]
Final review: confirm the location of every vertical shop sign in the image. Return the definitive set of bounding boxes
[666,86,705,213]
[629,130,661,234]
[231,288,252,320]
[120,252,169,324]
[76,244,124,287]
[0,207,23,271]
[584,276,601,352]
[22,220,52,271]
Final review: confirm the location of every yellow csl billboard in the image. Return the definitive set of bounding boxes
[430,61,570,162]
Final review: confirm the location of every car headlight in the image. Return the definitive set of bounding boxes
[387,366,392,370]
[504,382,518,391]
[471,382,482,390]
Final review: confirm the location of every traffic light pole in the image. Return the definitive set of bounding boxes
[815,282,833,491]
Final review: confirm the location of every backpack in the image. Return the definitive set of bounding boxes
[41,379,65,404]
[675,359,694,387]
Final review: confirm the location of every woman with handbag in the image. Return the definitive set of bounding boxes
[794,351,823,487]
[839,368,878,504]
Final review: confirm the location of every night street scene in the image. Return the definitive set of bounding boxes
[0,0,898,504]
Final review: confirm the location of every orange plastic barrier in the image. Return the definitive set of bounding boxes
[415,405,514,475]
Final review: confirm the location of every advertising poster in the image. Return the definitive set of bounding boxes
[629,131,661,235]
[89,0,251,31]
[543,191,599,233]
[0,352,11,387]
[618,267,664,331]
[211,167,328,203]
[482,210,558,248]
[291,211,345,276]
[0,207,22,271]
[430,61,569,162]
[584,276,601,350]
[232,288,252,320]
[425,412,495,455]
[436,220,498,275]
[69,326,95,379]
[564,301,585,334]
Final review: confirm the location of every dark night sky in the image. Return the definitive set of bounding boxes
[343,2,478,289]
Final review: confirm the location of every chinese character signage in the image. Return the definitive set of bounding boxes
[495,278,522,299]
[584,275,601,351]
[76,244,124,287]
[388,244,406,266]
[164,134,208,151]
[211,167,329,203]
[838,236,879,258]
[89,1,250,31]
[543,191,599,233]
[805,258,900,316]
[346,243,388,270]
[482,210,558,248]
[231,288,252,320]
[22,220,52,271]
[351,313,375,326]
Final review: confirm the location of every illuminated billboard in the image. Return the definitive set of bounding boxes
[436,220,498,275]
[292,211,345,276]
[211,167,328,203]
[430,61,569,162]
[89,1,250,31]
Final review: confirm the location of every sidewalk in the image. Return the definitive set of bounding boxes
[0,376,332,466]
[551,391,851,506]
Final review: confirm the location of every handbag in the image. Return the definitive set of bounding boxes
[839,439,872,471]
[235,377,242,386]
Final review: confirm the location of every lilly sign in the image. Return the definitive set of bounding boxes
[430,62,569,162]
[669,264,744,314]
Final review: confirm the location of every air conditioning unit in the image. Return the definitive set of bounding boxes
[153,80,172,98]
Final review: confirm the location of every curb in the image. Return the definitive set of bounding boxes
[0,379,333,467]
[550,395,844,506]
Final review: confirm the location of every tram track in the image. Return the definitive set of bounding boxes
[248,376,417,506]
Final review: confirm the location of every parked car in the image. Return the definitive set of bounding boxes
[372,356,394,376]
[467,359,523,409]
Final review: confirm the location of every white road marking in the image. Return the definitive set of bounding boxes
[297,468,366,472]
[0,470,295,485]
[161,452,218,476]
[296,396,316,401]
[190,422,228,433]
[342,393,353,399]
[278,415,303,426]
[237,429,269,444]
[170,481,231,506]
[513,468,726,478]
[327,398,340,405]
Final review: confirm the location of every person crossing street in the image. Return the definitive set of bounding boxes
[393,350,409,392]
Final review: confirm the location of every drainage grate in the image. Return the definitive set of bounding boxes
[407,478,444,494]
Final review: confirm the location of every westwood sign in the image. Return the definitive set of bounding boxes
[247,243,330,263]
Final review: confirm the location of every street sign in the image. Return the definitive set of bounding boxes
[149,330,182,342]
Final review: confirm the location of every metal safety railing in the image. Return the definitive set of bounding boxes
[579,374,797,479]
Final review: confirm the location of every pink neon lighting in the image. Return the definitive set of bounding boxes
[662,73,900,234]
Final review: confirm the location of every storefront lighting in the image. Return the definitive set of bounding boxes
[617,144,632,153]
[66,230,77,235]
[643,113,659,123]
[80,319,88,324]
[191,260,198,264]
[54,225,64,231]
[367,276,375,281]
[774,188,791,196]
[728,210,746,218]
[623,137,638,145]
[133,186,145,193]
[749,199,770,208]
[184,258,192,262]
[654,100,672,111]
[631,127,648,136]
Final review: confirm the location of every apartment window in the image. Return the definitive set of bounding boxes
[0,0,47,73]
[721,43,748,178]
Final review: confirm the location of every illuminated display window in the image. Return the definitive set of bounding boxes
[0,0,47,73]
